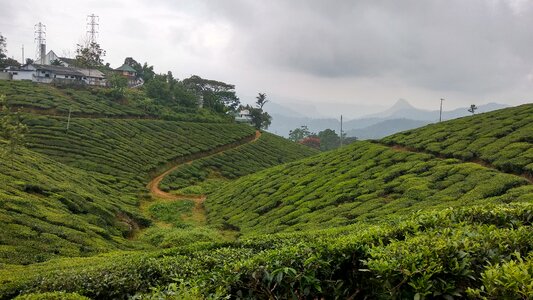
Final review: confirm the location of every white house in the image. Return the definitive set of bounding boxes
[75,68,106,86]
[31,64,85,84]
[34,50,58,65]
[235,109,253,123]
[7,64,106,86]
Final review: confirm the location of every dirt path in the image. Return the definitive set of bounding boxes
[142,130,262,228]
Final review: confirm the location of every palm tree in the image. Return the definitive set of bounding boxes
[468,104,478,115]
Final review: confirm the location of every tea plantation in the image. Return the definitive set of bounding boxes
[0,203,531,299]
[0,81,228,122]
[0,147,141,265]
[205,141,533,234]
[159,132,318,192]
[1,81,532,300]
[22,115,256,190]
[382,103,533,177]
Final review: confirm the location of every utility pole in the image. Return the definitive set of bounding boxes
[340,114,343,147]
[66,108,72,133]
[439,98,444,122]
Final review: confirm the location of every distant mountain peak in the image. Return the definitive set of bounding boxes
[391,98,414,111]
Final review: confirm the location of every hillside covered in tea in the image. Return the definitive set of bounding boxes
[0,82,531,299]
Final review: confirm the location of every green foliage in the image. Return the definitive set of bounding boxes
[382,103,533,177]
[0,80,228,122]
[317,128,340,151]
[107,73,128,100]
[0,203,530,299]
[0,114,255,264]
[144,74,172,104]
[288,125,313,142]
[140,227,226,248]
[467,253,533,299]
[182,75,240,113]
[206,141,531,234]
[0,146,140,265]
[160,132,318,191]
[22,115,255,189]
[14,292,89,300]
[0,34,5,61]
[74,42,105,68]
[148,200,194,227]
[0,34,20,68]
[0,95,28,160]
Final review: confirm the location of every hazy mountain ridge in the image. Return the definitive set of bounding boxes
[267,99,509,138]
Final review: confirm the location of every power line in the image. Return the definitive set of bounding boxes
[86,14,99,45]
[34,22,46,60]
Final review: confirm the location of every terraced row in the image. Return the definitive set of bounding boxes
[0,148,141,265]
[1,202,531,299]
[382,103,533,177]
[206,141,533,234]
[22,115,256,188]
[160,132,319,192]
[0,80,228,122]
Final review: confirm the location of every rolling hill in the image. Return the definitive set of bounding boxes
[0,82,317,267]
[382,103,533,177]
[0,81,531,299]
[205,141,533,234]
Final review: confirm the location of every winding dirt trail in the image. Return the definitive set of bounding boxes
[143,130,262,226]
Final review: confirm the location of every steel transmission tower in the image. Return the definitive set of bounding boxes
[86,14,99,45]
[34,22,46,60]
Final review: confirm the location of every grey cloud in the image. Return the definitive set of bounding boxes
[184,0,533,94]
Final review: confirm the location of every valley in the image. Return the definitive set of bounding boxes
[0,82,531,299]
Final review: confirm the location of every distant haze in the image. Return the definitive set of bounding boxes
[2,0,533,112]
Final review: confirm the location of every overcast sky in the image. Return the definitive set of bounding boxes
[2,0,533,116]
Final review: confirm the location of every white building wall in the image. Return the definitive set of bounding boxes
[11,70,35,81]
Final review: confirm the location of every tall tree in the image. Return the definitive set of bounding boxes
[245,93,272,130]
[317,129,340,151]
[0,34,20,68]
[468,104,478,115]
[74,42,106,68]
[108,73,128,100]
[183,75,240,113]
[124,57,143,74]
[0,34,6,62]
[0,95,28,164]
[288,125,313,142]
[248,105,272,130]
[256,93,268,109]
[141,62,155,82]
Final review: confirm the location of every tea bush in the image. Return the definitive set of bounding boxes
[206,141,532,234]
[0,80,228,122]
[160,132,318,191]
[21,115,256,189]
[0,203,530,299]
[382,103,533,177]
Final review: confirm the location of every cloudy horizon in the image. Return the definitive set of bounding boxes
[2,0,533,117]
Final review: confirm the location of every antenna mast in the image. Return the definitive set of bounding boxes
[34,22,46,60]
[86,14,99,45]
[340,114,343,147]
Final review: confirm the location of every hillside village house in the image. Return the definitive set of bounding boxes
[2,47,143,87]
[235,109,253,124]
[114,63,143,87]
[8,63,106,86]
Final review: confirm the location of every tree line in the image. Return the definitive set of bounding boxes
[288,125,356,151]
[0,33,271,130]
